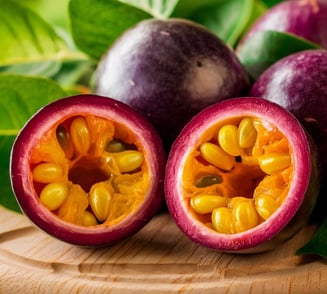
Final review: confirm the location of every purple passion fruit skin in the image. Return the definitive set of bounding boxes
[94,18,249,149]
[165,98,319,253]
[250,49,327,203]
[10,95,166,247]
[239,0,327,49]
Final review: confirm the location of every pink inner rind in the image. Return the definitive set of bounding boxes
[165,97,313,252]
[10,94,166,246]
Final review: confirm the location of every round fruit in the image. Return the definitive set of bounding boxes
[10,94,165,246]
[250,49,327,202]
[165,97,319,253]
[94,18,249,149]
[239,0,327,48]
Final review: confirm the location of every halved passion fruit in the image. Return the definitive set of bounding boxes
[165,98,319,253]
[10,94,165,246]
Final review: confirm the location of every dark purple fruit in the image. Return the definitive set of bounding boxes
[250,49,327,200]
[239,0,327,48]
[10,94,166,246]
[94,18,249,149]
[165,97,319,253]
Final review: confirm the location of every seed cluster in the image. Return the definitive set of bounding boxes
[31,115,148,227]
[185,117,293,234]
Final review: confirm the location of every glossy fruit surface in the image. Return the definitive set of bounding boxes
[94,18,249,149]
[10,94,165,246]
[165,98,319,253]
[239,0,327,48]
[250,49,327,199]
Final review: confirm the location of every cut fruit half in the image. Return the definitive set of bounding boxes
[165,97,319,253]
[10,95,166,246]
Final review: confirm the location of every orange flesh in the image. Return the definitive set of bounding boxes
[29,115,150,227]
[182,117,294,233]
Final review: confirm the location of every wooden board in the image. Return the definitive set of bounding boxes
[0,205,326,293]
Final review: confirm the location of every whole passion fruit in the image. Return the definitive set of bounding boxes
[94,18,249,149]
[239,0,327,48]
[165,98,319,253]
[250,49,327,201]
[10,94,165,246]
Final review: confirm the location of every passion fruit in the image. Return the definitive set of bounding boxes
[10,94,165,246]
[94,18,249,149]
[250,49,327,205]
[239,0,327,48]
[165,98,319,253]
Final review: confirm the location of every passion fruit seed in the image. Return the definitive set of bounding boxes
[56,124,74,159]
[89,183,112,222]
[233,200,259,233]
[115,150,144,173]
[195,175,222,188]
[200,142,234,171]
[106,139,127,153]
[70,117,91,154]
[190,194,229,214]
[212,207,233,234]
[32,163,64,183]
[31,114,148,226]
[255,194,278,220]
[218,124,242,156]
[39,182,69,211]
[187,116,293,234]
[238,117,257,148]
[82,210,99,226]
[258,153,291,175]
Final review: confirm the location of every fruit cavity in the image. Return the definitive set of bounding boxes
[30,114,149,227]
[184,116,292,234]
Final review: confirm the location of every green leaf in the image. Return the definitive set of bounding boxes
[0,75,66,211]
[238,0,267,42]
[297,218,327,258]
[237,30,322,80]
[0,136,20,212]
[0,0,85,66]
[118,0,179,18]
[172,0,221,18]
[187,0,254,47]
[52,60,96,90]
[21,0,71,30]
[1,61,62,78]
[261,0,283,8]
[173,0,267,48]
[69,0,152,60]
[0,75,66,133]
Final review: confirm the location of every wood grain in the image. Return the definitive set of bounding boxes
[0,205,326,293]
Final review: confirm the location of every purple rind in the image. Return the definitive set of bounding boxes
[250,49,327,213]
[10,94,166,247]
[94,18,249,149]
[239,0,327,49]
[165,97,319,253]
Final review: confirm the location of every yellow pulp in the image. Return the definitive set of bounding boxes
[29,115,150,227]
[183,117,293,234]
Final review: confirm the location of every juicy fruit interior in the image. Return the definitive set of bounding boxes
[183,116,294,234]
[29,115,150,227]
